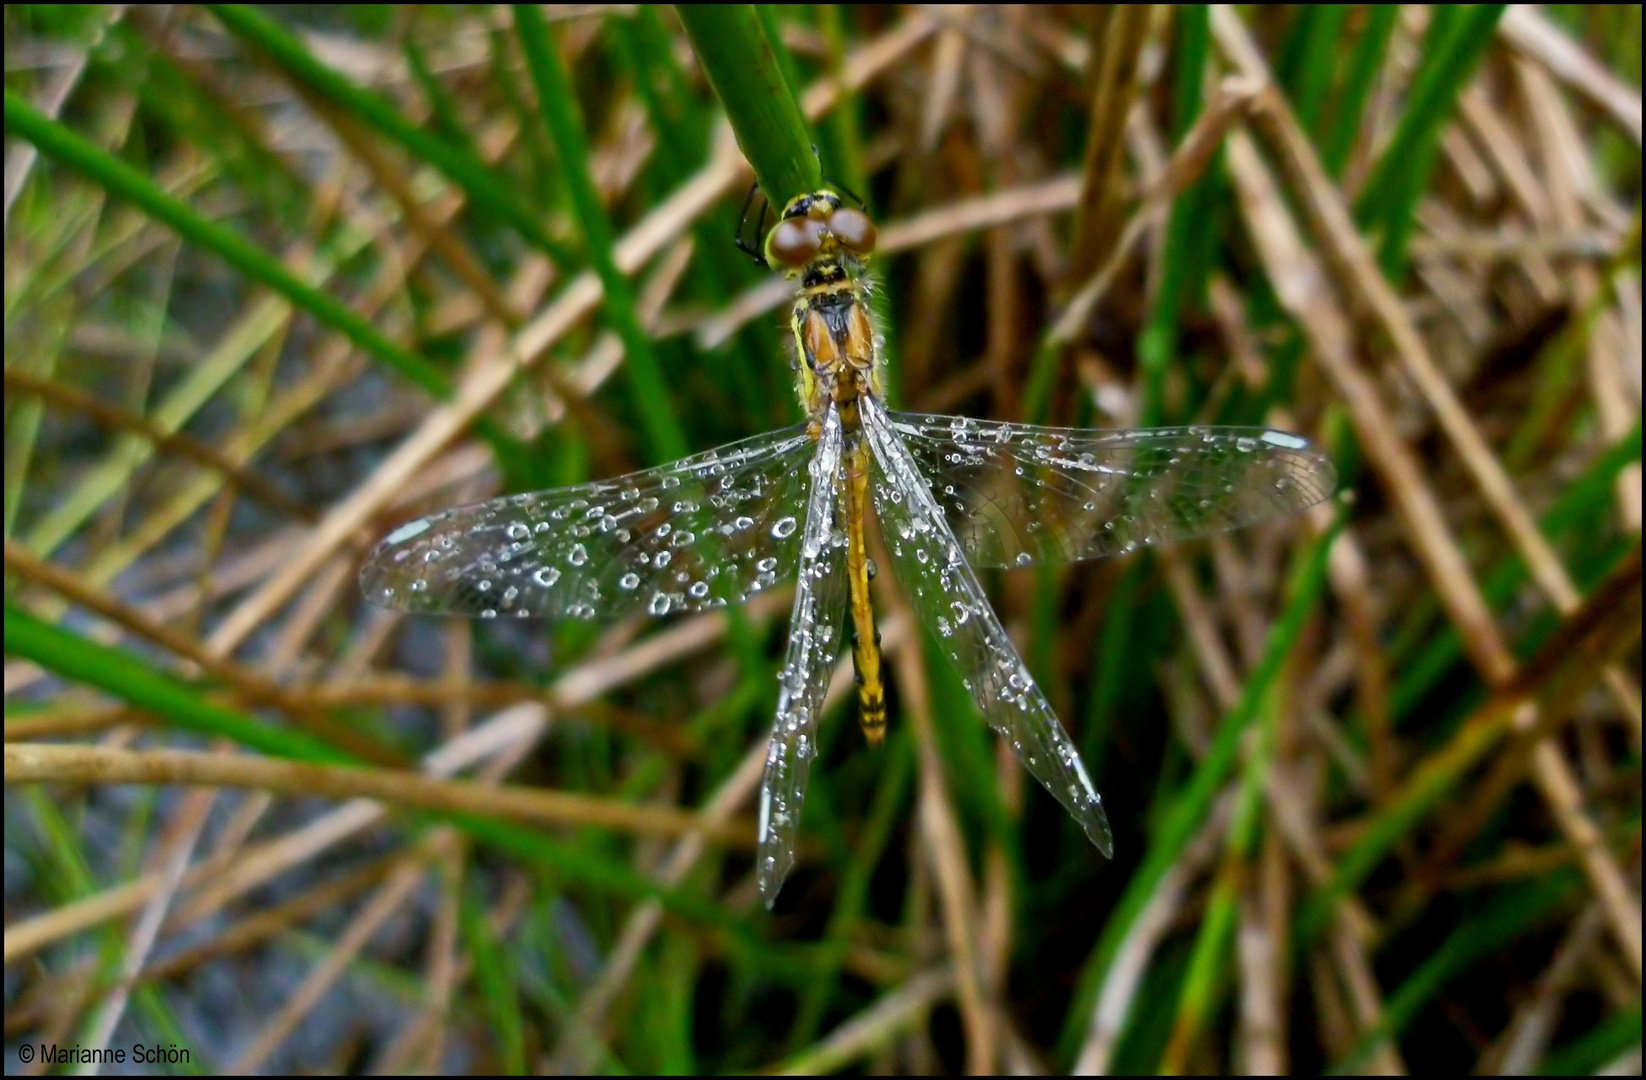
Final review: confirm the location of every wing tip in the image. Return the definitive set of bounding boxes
[1301,446,1340,508]
[757,851,792,910]
[357,539,423,612]
[1089,806,1116,860]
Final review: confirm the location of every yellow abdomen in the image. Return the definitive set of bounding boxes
[843,436,885,746]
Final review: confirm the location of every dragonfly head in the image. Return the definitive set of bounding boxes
[765,189,877,273]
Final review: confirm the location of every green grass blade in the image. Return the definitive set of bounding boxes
[1320,6,1400,177]
[514,5,689,465]
[461,882,529,1074]
[1275,6,1352,138]
[1334,872,1578,1071]
[1539,1002,1642,1076]
[1138,4,1215,428]
[813,4,868,203]
[4,88,450,400]
[21,297,285,559]
[4,604,784,948]
[675,5,819,204]
[205,3,575,266]
[5,604,353,763]
[1061,508,1346,1059]
[1387,419,1641,719]
[1355,4,1508,275]
[754,4,807,126]
[787,728,915,1050]
[1159,613,1291,1069]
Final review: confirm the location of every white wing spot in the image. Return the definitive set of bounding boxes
[1260,429,1308,450]
[758,781,772,843]
[1072,754,1100,804]
[384,519,431,545]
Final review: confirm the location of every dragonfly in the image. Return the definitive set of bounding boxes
[360,187,1337,908]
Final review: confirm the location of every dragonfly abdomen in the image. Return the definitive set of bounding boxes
[842,433,887,747]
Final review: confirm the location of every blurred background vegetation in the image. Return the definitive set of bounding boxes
[4,4,1641,1074]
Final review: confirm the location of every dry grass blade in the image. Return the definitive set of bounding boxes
[4,743,759,845]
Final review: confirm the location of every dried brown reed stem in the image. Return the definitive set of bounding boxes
[6,742,758,844]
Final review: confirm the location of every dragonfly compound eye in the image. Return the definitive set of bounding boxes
[827,207,877,255]
[767,216,825,269]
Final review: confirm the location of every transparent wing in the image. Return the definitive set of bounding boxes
[360,424,818,620]
[758,405,849,908]
[861,397,1114,857]
[889,412,1337,569]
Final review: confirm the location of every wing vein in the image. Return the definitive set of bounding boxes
[889,410,1336,569]
[863,397,1114,857]
[758,405,850,907]
[360,425,817,619]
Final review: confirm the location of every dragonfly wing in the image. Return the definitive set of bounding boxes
[888,411,1336,569]
[360,424,818,619]
[861,397,1114,857]
[758,404,850,908]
